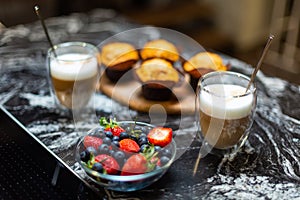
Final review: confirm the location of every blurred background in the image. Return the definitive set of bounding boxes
[0,0,299,84]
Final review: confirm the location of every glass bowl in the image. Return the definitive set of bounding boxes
[75,121,176,192]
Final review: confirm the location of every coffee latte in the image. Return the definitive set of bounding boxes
[50,53,98,109]
[199,84,254,149]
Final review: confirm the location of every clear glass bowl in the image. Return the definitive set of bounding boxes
[75,121,176,192]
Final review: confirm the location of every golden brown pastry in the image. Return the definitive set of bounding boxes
[101,42,139,81]
[183,52,227,90]
[135,58,180,101]
[140,39,179,62]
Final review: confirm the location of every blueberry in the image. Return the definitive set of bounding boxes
[105,131,113,139]
[98,144,110,154]
[86,146,97,155]
[154,146,162,153]
[113,151,126,165]
[111,140,120,148]
[113,151,126,160]
[98,131,106,139]
[138,136,148,146]
[139,133,147,138]
[140,144,149,153]
[109,149,115,156]
[103,137,112,145]
[92,162,104,173]
[160,156,170,166]
[112,136,120,141]
[119,132,129,140]
[129,135,138,142]
[161,148,172,158]
[155,165,161,170]
[80,151,90,162]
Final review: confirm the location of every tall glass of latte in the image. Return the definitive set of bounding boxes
[47,42,99,110]
[196,71,256,155]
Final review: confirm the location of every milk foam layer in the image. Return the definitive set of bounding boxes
[199,84,254,119]
[50,53,98,81]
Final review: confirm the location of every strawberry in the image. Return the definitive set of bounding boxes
[83,136,103,149]
[95,154,120,175]
[147,127,172,147]
[121,145,159,176]
[150,156,161,167]
[119,139,140,153]
[121,154,148,176]
[100,117,125,137]
[105,126,125,137]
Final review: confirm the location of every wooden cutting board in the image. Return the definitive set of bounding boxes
[99,74,196,115]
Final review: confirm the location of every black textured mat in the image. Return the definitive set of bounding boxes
[0,107,100,200]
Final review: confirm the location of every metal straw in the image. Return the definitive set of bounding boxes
[34,5,57,57]
[245,34,274,92]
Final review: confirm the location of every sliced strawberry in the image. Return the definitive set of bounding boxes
[119,138,140,153]
[121,154,148,176]
[95,154,120,175]
[147,127,172,147]
[111,126,125,137]
[83,136,103,149]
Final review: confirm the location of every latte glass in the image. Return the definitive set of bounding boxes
[195,71,257,155]
[47,42,99,110]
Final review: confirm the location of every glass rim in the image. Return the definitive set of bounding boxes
[198,71,256,98]
[47,41,99,61]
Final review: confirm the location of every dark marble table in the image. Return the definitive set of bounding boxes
[1,9,300,199]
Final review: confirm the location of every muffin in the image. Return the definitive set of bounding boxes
[101,42,139,82]
[135,58,180,101]
[140,39,179,62]
[183,52,227,90]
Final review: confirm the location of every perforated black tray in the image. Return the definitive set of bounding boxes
[0,106,101,200]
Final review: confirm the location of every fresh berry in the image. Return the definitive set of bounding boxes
[102,137,112,145]
[109,149,115,156]
[138,136,148,146]
[98,144,110,154]
[155,165,161,170]
[140,144,150,153]
[83,136,103,149]
[161,148,172,158]
[113,150,126,166]
[150,156,160,166]
[92,162,104,173]
[114,150,126,160]
[119,139,140,153]
[100,117,125,137]
[112,136,120,142]
[95,154,120,175]
[86,146,97,155]
[98,131,106,139]
[80,150,90,162]
[129,135,138,143]
[121,154,148,176]
[111,140,120,148]
[104,131,113,139]
[154,146,162,153]
[119,132,129,140]
[139,133,147,138]
[160,156,170,166]
[111,126,125,137]
[147,127,172,147]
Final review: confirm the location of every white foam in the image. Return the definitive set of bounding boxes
[199,84,254,119]
[50,53,98,81]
